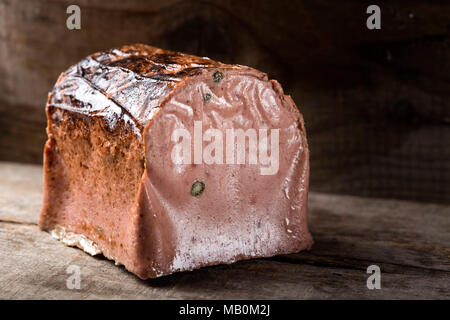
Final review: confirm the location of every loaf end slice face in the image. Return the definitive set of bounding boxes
[40,44,313,279]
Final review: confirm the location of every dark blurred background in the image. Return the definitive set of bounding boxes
[0,0,449,204]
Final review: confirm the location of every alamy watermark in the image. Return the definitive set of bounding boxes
[66,264,81,290]
[171,121,280,175]
[366,265,381,290]
[66,5,81,30]
[366,5,381,30]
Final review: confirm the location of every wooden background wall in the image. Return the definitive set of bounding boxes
[0,0,449,204]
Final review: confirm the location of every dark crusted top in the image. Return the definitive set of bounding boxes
[47,44,243,135]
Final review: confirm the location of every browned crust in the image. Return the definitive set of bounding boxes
[46,44,250,134]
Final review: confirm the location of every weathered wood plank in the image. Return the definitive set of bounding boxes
[1,222,449,299]
[305,193,450,273]
[0,162,42,224]
[0,162,449,299]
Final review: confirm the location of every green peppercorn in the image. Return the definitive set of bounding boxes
[213,70,224,83]
[203,92,212,102]
[190,180,205,197]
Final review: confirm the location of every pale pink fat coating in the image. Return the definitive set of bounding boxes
[136,69,312,277]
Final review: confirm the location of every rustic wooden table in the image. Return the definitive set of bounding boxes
[0,162,448,299]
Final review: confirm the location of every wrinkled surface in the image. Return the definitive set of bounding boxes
[40,44,312,279]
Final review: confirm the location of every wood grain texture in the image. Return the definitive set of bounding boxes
[0,162,448,299]
[0,0,449,204]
